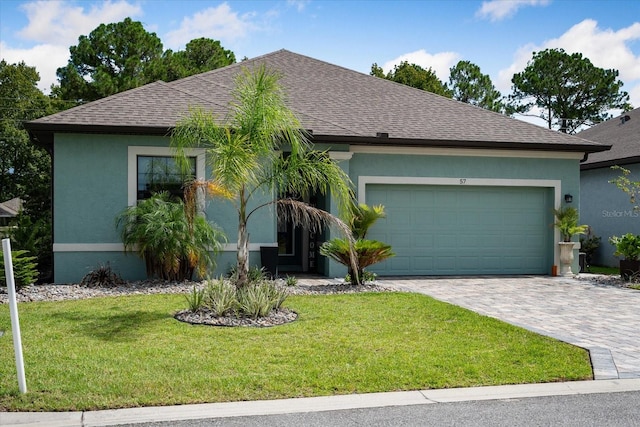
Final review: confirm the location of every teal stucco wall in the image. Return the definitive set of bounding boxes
[52,133,276,283]
[322,151,582,278]
[52,133,584,282]
[580,164,640,267]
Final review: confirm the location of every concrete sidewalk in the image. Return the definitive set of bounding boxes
[4,378,640,427]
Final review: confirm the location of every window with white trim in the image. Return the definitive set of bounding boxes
[136,155,196,202]
[127,146,206,206]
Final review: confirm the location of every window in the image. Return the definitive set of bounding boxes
[128,146,206,206]
[137,155,196,201]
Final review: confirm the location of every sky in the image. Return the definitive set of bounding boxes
[1,0,640,128]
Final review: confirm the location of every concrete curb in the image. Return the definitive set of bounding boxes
[4,379,640,427]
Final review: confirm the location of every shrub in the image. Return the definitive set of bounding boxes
[203,278,237,316]
[185,286,205,312]
[320,238,394,284]
[284,275,298,287]
[579,231,601,270]
[609,233,640,261]
[186,278,289,320]
[116,193,225,281]
[80,263,124,287]
[0,249,38,290]
[319,202,394,285]
[237,281,288,319]
[228,265,268,285]
[345,270,377,284]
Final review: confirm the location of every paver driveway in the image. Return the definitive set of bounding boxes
[376,275,640,380]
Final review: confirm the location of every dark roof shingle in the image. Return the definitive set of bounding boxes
[579,107,640,169]
[26,49,608,153]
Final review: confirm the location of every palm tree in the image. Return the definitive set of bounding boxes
[116,192,225,281]
[171,65,354,287]
[320,202,394,285]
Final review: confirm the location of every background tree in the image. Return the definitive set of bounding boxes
[371,61,452,97]
[508,48,631,133]
[171,66,354,288]
[160,38,236,81]
[0,60,62,280]
[53,18,164,102]
[53,18,236,102]
[448,60,504,112]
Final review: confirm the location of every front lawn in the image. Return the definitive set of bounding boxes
[0,292,592,411]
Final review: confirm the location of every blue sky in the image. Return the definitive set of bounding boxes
[1,0,639,127]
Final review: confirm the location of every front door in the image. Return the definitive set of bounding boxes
[277,195,320,273]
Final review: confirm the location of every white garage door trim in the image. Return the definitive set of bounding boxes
[358,176,563,268]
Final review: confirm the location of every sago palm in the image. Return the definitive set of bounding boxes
[171,65,354,288]
[320,202,394,285]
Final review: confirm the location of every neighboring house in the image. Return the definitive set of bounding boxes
[25,50,609,283]
[0,197,23,227]
[579,108,640,267]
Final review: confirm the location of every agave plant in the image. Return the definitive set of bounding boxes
[116,192,226,281]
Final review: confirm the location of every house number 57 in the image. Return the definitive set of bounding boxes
[459,179,467,184]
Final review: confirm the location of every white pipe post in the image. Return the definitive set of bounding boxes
[2,238,27,394]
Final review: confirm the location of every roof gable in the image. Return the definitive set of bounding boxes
[26,49,608,152]
[579,107,640,168]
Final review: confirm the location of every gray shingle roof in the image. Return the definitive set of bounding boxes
[579,107,640,169]
[0,198,22,217]
[26,49,608,152]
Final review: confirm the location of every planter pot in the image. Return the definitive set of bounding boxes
[558,242,576,277]
[619,259,640,281]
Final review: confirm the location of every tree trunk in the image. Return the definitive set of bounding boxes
[237,218,249,288]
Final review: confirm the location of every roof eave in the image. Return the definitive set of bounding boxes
[24,122,172,148]
[23,122,611,155]
[311,134,612,153]
[580,156,640,170]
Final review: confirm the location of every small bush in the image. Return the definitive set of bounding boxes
[80,263,124,287]
[0,250,38,290]
[187,278,289,319]
[284,275,298,287]
[237,281,288,319]
[345,270,377,284]
[184,286,205,311]
[203,278,237,316]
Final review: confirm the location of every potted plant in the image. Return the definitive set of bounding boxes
[553,207,588,276]
[608,233,640,280]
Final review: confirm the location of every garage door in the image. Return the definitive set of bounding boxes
[365,185,551,276]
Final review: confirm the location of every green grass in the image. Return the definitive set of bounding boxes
[0,292,592,411]
[588,265,619,275]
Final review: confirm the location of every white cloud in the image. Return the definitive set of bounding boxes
[381,49,460,82]
[497,19,640,110]
[18,0,142,45]
[3,0,142,93]
[287,0,310,12]
[476,0,550,22]
[163,2,258,50]
[0,41,69,92]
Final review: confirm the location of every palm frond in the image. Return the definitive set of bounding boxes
[277,198,358,277]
